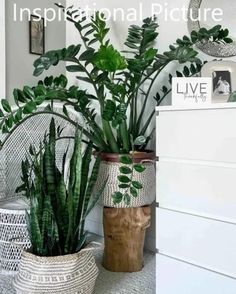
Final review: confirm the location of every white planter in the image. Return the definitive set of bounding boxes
[13,248,98,294]
[94,152,156,208]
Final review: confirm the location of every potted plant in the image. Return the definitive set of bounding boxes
[0,9,230,205]
[13,118,105,294]
[0,5,232,272]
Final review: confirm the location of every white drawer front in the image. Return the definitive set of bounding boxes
[157,254,236,294]
[157,109,236,162]
[157,161,236,223]
[157,209,236,278]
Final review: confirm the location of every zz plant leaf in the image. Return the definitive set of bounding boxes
[112,153,145,206]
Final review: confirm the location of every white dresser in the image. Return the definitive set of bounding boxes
[156,104,236,294]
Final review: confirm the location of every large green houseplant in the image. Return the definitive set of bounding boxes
[0,6,232,206]
[14,118,104,294]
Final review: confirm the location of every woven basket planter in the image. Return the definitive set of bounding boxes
[13,247,99,294]
[0,198,31,274]
[94,151,156,208]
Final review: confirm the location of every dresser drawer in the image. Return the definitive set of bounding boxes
[157,254,236,294]
[157,209,236,278]
[157,161,236,223]
[156,108,236,162]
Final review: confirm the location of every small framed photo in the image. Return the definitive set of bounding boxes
[201,61,236,103]
[29,15,45,55]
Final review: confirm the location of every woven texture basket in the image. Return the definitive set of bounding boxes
[94,152,156,208]
[0,104,79,273]
[0,198,31,273]
[13,248,99,294]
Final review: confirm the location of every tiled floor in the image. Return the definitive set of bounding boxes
[0,236,156,294]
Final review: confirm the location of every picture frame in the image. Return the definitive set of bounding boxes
[201,61,236,103]
[29,15,45,55]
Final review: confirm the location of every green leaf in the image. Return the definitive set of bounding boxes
[1,99,11,113]
[102,100,116,121]
[0,109,4,117]
[134,136,146,146]
[224,37,233,44]
[92,45,127,72]
[132,181,143,189]
[112,191,123,204]
[23,101,37,114]
[124,193,131,206]
[44,76,53,87]
[23,86,35,100]
[59,74,68,88]
[183,66,190,77]
[119,184,129,189]
[76,76,93,84]
[119,166,132,174]
[79,48,95,61]
[130,186,138,197]
[118,175,131,183]
[134,164,146,173]
[119,155,132,165]
[14,108,22,123]
[63,105,69,117]
[66,65,84,72]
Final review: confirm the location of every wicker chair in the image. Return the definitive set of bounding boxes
[0,103,80,274]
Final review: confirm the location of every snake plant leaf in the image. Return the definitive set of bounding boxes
[81,154,101,220]
[84,179,107,219]
[80,141,93,199]
[72,129,83,218]
[76,231,88,252]
[56,174,68,240]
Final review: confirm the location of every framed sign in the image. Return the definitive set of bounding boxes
[201,61,236,103]
[29,15,45,55]
[172,77,212,107]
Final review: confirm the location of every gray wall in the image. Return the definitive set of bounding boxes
[6,0,66,103]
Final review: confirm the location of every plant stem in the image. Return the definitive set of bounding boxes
[102,119,119,153]
[119,120,130,153]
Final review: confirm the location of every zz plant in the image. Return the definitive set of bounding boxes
[0,6,232,154]
[17,118,104,256]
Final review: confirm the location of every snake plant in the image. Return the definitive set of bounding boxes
[17,118,104,256]
[0,6,232,153]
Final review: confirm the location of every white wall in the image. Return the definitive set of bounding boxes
[6,0,66,103]
[66,0,236,251]
[0,0,6,99]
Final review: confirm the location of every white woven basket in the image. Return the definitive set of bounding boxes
[13,246,99,294]
[94,152,156,208]
[0,198,31,274]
